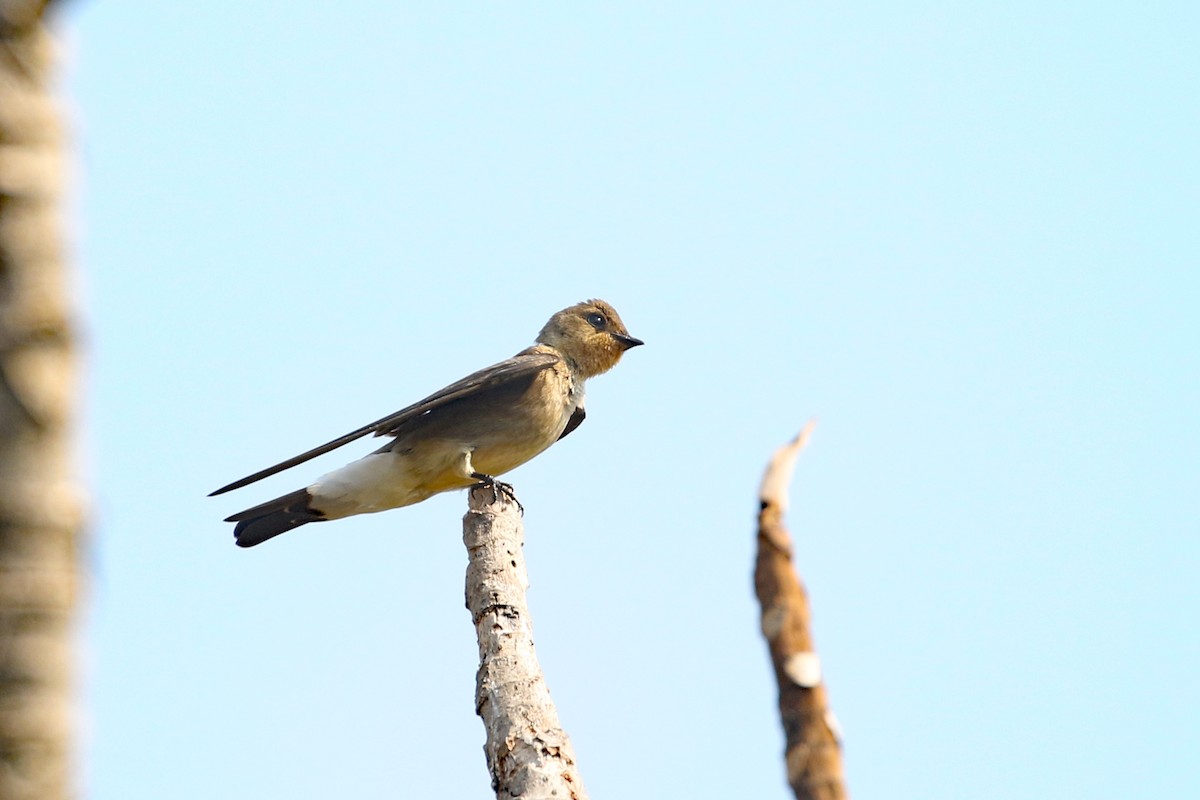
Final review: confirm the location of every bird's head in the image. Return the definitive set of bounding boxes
[536,299,643,378]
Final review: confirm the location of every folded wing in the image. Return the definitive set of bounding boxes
[209,350,562,496]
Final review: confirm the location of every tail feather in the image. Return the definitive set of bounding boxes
[226,488,325,547]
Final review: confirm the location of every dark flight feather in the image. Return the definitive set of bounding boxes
[209,350,562,496]
[226,488,325,547]
[557,406,586,440]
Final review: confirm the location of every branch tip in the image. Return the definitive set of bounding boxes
[758,418,817,512]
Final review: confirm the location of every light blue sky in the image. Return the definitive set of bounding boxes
[63,3,1196,798]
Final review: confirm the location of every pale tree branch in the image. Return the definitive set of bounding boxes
[462,486,588,800]
[755,422,849,800]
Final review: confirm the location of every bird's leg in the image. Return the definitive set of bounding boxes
[470,472,523,514]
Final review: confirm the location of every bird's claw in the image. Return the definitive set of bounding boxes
[470,473,524,514]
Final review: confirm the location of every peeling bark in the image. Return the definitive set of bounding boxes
[755,423,848,800]
[463,485,587,800]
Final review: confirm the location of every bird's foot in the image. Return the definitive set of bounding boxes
[470,473,524,514]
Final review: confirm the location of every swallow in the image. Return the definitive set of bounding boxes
[211,299,642,547]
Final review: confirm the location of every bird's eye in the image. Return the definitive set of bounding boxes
[585,312,606,329]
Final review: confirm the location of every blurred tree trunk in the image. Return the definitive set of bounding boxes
[0,2,82,798]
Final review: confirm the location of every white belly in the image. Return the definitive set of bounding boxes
[309,452,435,519]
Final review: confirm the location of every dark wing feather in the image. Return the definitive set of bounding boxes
[557,405,586,440]
[209,351,561,496]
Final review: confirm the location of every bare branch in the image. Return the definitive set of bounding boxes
[463,486,588,800]
[755,423,848,800]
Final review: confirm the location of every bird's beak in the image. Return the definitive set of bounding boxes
[612,333,644,350]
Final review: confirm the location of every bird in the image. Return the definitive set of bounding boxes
[210,299,643,547]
